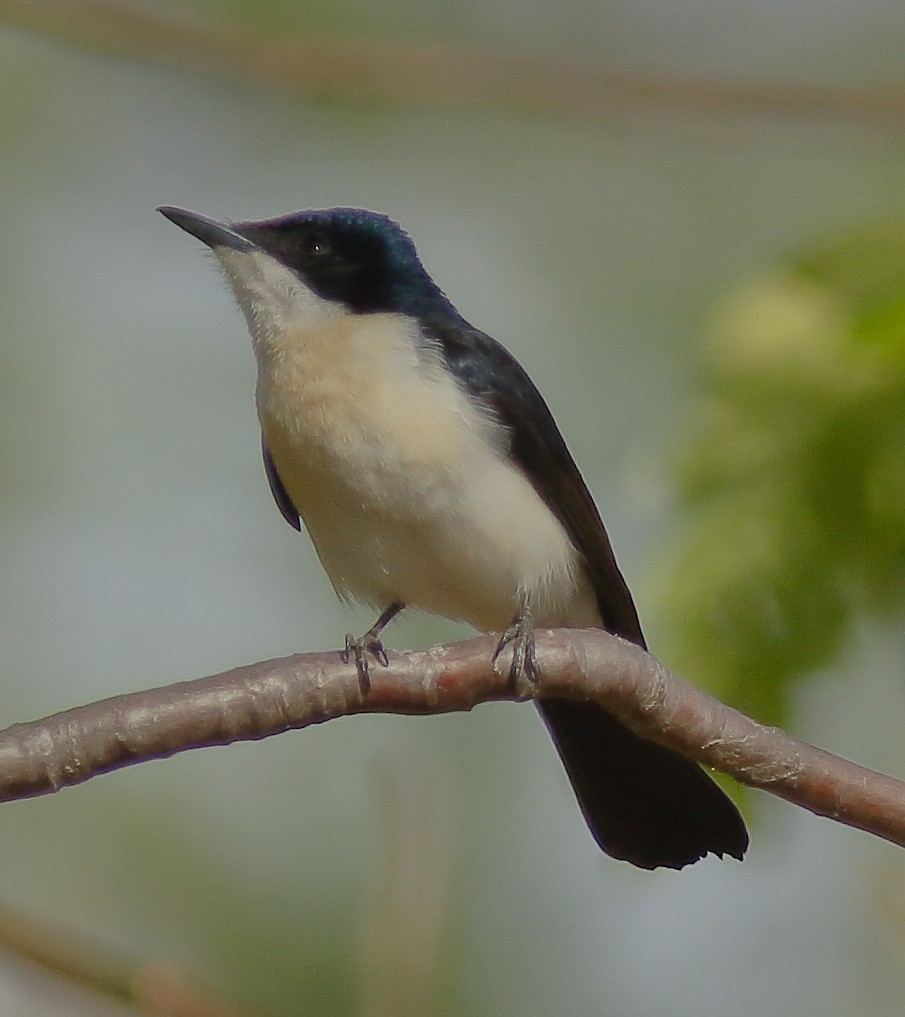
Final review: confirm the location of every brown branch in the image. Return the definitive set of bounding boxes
[1,629,904,851]
[3,0,905,130]
[0,904,257,1017]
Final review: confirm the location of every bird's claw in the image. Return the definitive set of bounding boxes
[339,603,404,695]
[341,632,390,694]
[492,610,539,689]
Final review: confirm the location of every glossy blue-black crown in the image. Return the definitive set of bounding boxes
[235,208,459,320]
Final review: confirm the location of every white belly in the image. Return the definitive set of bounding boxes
[256,314,599,632]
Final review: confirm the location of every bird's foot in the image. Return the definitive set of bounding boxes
[341,631,389,694]
[492,608,539,690]
[339,602,404,695]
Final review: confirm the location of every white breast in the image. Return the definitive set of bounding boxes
[215,246,600,632]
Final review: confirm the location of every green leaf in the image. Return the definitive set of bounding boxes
[657,224,905,725]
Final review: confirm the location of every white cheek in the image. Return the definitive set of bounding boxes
[214,248,344,347]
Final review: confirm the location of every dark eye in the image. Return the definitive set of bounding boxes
[300,232,330,257]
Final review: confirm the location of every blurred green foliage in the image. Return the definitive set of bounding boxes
[658,225,905,723]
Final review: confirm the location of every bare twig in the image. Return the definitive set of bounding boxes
[0,905,256,1017]
[3,0,905,131]
[1,629,904,850]
[357,767,457,1017]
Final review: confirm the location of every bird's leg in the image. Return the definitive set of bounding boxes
[492,603,539,688]
[341,602,405,694]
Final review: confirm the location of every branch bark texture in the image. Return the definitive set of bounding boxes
[1,630,903,852]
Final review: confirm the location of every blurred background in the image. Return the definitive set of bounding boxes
[2,1,905,1014]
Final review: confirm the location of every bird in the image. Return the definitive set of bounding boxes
[159,204,748,869]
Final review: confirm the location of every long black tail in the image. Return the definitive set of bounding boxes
[538,698,748,869]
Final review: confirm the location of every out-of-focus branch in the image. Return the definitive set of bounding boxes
[0,904,256,1017]
[1,629,905,851]
[3,0,905,130]
[357,767,457,1017]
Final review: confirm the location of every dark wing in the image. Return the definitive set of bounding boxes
[262,438,301,531]
[432,322,644,644]
[432,321,748,868]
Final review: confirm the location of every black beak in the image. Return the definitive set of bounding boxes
[157,206,254,252]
